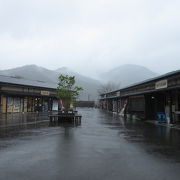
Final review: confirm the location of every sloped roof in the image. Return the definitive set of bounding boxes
[101,69,180,95]
[0,75,57,89]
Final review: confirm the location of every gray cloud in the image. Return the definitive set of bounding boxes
[0,0,180,78]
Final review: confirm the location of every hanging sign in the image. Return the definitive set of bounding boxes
[155,79,168,89]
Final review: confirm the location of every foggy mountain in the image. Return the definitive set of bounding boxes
[0,65,100,100]
[0,65,57,83]
[100,64,158,88]
[0,64,158,100]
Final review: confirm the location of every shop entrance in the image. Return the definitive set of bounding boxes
[145,93,166,120]
[34,97,42,112]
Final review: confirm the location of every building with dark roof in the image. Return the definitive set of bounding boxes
[0,75,59,113]
[99,70,180,124]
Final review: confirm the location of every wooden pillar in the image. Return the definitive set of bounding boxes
[169,92,173,124]
[144,94,148,120]
[106,100,108,111]
[117,100,119,113]
[1,95,7,113]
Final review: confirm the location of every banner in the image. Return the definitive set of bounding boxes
[13,98,21,112]
[7,97,13,112]
[52,100,58,110]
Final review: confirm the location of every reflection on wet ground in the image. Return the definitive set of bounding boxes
[101,111,180,161]
[0,108,180,180]
[0,112,81,150]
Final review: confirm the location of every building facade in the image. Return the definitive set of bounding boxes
[99,70,180,124]
[0,75,59,113]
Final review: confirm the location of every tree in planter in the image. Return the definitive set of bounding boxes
[57,74,83,112]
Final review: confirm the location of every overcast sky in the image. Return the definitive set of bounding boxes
[0,0,180,78]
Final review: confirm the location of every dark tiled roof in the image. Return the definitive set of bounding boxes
[101,69,180,95]
[120,69,180,90]
[0,75,57,89]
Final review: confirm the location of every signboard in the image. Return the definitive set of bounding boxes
[41,91,50,96]
[155,80,168,89]
[116,91,121,96]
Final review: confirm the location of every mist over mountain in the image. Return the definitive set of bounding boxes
[99,64,158,88]
[0,65,100,100]
[0,65,57,83]
[0,64,158,99]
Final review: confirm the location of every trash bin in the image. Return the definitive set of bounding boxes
[156,112,166,123]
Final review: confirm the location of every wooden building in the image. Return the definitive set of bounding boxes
[0,75,59,113]
[99,70,180,124]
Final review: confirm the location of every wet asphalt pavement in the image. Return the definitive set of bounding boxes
[0,108,180,180]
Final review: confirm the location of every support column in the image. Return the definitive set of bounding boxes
[169,92,173,124]
[1,95,7,113]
